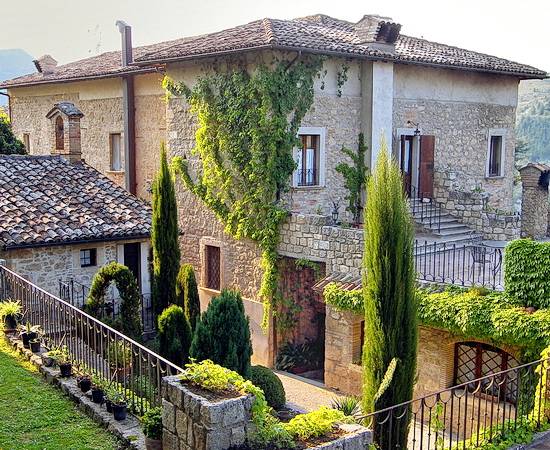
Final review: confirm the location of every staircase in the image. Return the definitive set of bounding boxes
[409,197,483,246]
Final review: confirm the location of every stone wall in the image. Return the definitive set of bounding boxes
[0,240,147,297]
[8,73,166,199]
[519,165,550,239]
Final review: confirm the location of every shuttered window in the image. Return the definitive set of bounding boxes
[205,245,221,290]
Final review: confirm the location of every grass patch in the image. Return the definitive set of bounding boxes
[0,333,121,449]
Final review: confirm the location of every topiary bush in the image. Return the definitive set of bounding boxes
[85,262,142,340]
[176,263,201,332]
[249,365,286,410]
[190,289,252,377]
[157,305,192,367]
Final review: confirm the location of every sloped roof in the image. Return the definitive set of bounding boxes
[0,14,546,90]
[0,155,151,249]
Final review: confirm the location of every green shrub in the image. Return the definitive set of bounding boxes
[85,262,142,339]
[331,396,362,421]
[190,290,252,377]
[157,305,192,367]
[505,239,550,308]
[283,406,352,440]
[176,264,200,332]
[0,111,25,155]
[249,366,286,410]
[141,407,162,440]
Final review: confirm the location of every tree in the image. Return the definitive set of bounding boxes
[151,143,181,318]
[335,133,368,224]
[190,289,252,377]
[176,264,201,332]
[157,305,192,367]
[85,262,142,340]
[362,145,418,449]
[0,111,25,155]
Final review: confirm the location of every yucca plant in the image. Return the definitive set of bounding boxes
[331,395,362,422]
[0,299,22,330]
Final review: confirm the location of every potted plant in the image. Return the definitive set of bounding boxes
[0,300,22,332]
[29,337,41,353]
[107,341,133,381]
[43,346,63,367]
[141,407,163,450]
[104,385,116,413]
[110,391,127,421]
[19,322,41,349]
[77,374,92,392]
[56,346,72,377]
[91,373,105,404]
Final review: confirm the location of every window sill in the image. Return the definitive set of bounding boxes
[199,286,222,295]
[106,170,125,175]
[485,175,504,180]
[291,185,325,191]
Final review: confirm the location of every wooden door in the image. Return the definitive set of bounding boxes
[123,243,141,290]
[419,135,435,199]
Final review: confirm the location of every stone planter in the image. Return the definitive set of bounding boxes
[307,423,371,449]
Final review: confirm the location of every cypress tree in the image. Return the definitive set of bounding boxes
[362,145,418,449]
[0,111,25,155]
[157,305,192,367]
[190,289,252,377]
[176,264,201,332]
[151,143,181,318]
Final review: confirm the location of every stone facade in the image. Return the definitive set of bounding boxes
[8,73,166,199]
[0,239,146,297]
[519,164,550,239]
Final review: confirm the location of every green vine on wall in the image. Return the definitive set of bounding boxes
[163,57,325,330]
[336,63,349,97]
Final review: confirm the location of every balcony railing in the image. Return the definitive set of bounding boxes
[296,169,318,187]
[363,357,550,449]
[414,240,504,290]
[1,264,182,414]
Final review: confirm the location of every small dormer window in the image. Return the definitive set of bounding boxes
[55,116,64,150]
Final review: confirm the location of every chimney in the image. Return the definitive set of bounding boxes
[33,55,58,74]
[116,20,133,66]
[355,15,401,52]
[45,102,84,164]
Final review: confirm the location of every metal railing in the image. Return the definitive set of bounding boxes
[296,169,318,187]
[1,265,182,414]
[414,240,504,290]
[59,279,155,333]
[407,183,443,233]
[363,357,550,449]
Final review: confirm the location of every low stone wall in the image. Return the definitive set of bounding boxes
[161,375,372,450]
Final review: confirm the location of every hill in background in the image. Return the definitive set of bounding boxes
[0,49,35,105]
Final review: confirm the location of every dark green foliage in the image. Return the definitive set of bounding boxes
[190,290,252,377]
[141,407,162,440]
[0,111,25,155]
[335,133,368,223]
[85,262,142,340]
[157,305,192,367]
[249,365,286,410]
[362,148,417,449]
[176,264,200,332]
[151,143,181,318]
[505,239,550,309]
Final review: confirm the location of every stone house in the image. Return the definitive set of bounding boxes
[0,102,152,298]
[1,14,547,395]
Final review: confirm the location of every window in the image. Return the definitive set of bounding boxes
[454,342,518,402]
[23,133,30,152]
[352,320,365,365]
[487,132,505,177]
[110,133,123,171]
[55,116,64,150]
[295,134,320,186]
[205,245,221,290]
[80,248,97,267]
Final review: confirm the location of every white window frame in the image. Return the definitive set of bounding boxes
[292,126,326,188]
[109,133,123,172]
[486,129,506,178]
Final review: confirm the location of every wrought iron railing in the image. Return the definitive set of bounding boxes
[1,264,182,414]
[414,240,504,290]
[59,278,155,333]
[296,169,318,187]
[407,183,443,233]
[363,357,550,449]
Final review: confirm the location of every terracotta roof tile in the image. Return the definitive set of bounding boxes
[0,155,151,249]
[0,14,546,89]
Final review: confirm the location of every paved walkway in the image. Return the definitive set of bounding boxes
[275,371,345,412]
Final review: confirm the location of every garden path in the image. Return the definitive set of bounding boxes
[275,370,345,412]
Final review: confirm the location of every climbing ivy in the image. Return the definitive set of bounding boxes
[324,283,550,360]
[164,57,325,329]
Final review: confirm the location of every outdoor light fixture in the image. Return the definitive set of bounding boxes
[407,120,421,136]
[331,201,340,225]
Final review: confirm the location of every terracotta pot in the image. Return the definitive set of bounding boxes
[145,437,163,450]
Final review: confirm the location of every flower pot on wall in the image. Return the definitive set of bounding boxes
[42,354,54,367]
[91,388,104,404]
[4,315,18,332]
[78,377,92,393]
[29,339,41,353]
[59,362,72,377]
[21,331,37,349]
[112,403,127,421]
[105,399,113,413]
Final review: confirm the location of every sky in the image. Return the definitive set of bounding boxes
[0,0,549,73]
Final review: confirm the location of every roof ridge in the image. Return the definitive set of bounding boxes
[262,18,277,45]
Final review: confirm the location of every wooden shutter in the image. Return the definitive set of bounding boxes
[419,135,435,198]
